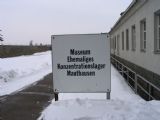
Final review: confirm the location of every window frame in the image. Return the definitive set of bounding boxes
[114,36,116,50]
[126,29,129,51]
[131,25,136,51]
[122,31,124,50]
[140,19,146,52]
[117,34,120,55]
[154,10,160,53]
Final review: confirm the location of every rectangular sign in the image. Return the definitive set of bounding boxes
[51,33,110,93]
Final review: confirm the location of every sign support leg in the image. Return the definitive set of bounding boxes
[54,93,59,101]
[106,92,110,100]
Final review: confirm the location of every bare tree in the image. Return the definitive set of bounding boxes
[0,30,3,45]
[29,40,33,46]
[0,36,3,41]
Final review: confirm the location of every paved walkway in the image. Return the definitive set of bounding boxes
[0,73,54,120]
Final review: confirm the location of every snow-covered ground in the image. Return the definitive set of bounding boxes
[1,51,160,120]
[39,66,160,120]
[0,51,52,96]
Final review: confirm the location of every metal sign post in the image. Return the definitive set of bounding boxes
[54,93,59,101]
[107,93,110,100]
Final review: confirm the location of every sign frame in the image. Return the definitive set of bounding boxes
[51,33,111,99]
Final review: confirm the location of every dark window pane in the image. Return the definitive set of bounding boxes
[144,21,146,31]
[144,32,146,41]
[159,27,160,39]
[159,15,160,25]
[144,41,146,49]
[126,29,129,50]
[115,37,116,49]
[159,27,160,49]
[159,39,160,49]
[122,32,124,50]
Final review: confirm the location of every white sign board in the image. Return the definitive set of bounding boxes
[51,34,110,93]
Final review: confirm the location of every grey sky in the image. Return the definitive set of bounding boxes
[0,0,132,45]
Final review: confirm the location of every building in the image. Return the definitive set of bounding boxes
[109,0,160,100]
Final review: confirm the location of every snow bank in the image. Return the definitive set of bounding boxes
[39,66,160,120]
[0,51,52,96]
[40,99,160,120]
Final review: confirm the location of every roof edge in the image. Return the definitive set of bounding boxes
[109,0,137,34]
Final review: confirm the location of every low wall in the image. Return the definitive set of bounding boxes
[0,45,51,58]
[111,54,160,101]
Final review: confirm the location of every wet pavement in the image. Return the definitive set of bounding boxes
[0,73,54,120]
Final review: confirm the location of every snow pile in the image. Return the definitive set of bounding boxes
[0,70,18,83]
[41,99,160,120]
[39,66,160,120]
[0,51,52,96]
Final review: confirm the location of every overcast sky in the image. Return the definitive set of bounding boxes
[0,0,132,45]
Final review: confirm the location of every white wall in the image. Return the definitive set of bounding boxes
[111,0,160,75]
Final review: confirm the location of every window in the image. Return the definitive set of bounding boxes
[126,29,129,50]
[114,36,116,50]
[110,38,113,49]
[117,34,120,55]
[140,19,146,51]
[131,25,136,51]
[122,31,124,50]
[155,11,160,52]
[112,38,114,49]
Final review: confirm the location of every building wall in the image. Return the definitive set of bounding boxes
[110,0,160,76]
